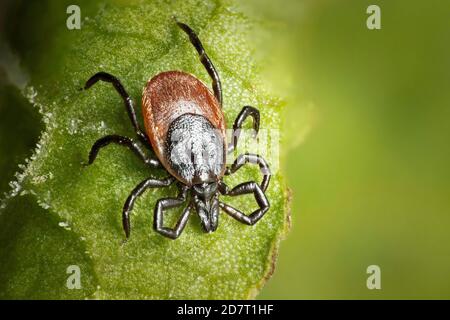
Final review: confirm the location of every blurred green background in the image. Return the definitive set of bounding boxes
[253,0,450,299]
[1,0,450,299]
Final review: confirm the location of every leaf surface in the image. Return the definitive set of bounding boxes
[1,0,289,299]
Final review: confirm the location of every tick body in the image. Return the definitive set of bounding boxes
[142,71,226,185]
[84,21,271,239]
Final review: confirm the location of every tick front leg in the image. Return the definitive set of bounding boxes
[219,181,270,226]
[228,106,260,153]
[86,134,160,168]
[175,20,222,106]
[84,71,149,144]
[154,185,191,239]
[123,177,175,238]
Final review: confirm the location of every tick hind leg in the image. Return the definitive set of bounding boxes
[122,177,175,238]
[176,20,222,106]
[86,134,160,168]
[154,184,192,239]
[219,181,270,226]
[228,106,260,153]
[84,72,149,144]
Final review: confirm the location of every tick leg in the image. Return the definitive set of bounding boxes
[176,20,222,106]
[219,181,270,226]
[225,153,271,192]
[87,134,160,168]
[154,184,192,239]
[122,177,175,238]
[84,72,149,144]
[228,106,260,153]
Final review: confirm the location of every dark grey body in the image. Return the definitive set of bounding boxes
[166,113,225,232]
[166,113,225,185]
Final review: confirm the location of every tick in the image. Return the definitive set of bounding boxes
[84,21,271,239]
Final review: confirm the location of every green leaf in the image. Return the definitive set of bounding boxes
[0,85,42,196]
[0,195,97,299]
[2,0,289,299]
